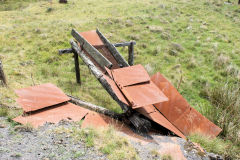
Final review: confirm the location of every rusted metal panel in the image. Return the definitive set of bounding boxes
[151,72,222,137]
[121,81,168,109]
[112,64,150,87]
[136,105,186,139]
[15,83,70,113]
[173,107,222,137]
[13,102,89,128]
[79,30,104,47]
[103,75,130,106]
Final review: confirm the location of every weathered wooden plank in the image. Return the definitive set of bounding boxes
[96,29,129,67]
[71,29,113,69]
[70,40,129,111]
[114,41,136,47]
[68,94,124,119]
[58,48,73,55]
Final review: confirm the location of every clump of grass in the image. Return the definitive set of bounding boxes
[161,154,173,160]
[198,82,240,159]
[54,125,139,160]
[189,134,240,159]
[0,106,8,117]
[206,83,240,145]
[214,54,230,69]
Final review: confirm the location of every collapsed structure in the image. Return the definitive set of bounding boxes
[13,29,222,140]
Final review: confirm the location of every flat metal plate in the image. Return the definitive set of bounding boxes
[15,83,70,113]
[103,75,130,106]
[136,105,186,139]
[151,72,222,137]
[80,30,104,47]
[13,102,89,128]
[112,64,150,87]
[122,81,168,109]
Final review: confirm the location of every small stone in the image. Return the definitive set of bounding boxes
[171,43,184,52]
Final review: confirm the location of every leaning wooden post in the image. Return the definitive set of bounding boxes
[73,50,81,84]
[128,41,134,66]
[0,60,7,86]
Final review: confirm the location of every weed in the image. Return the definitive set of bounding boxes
[161,154,173,160]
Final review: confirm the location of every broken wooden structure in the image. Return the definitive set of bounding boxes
[58,29,222,138]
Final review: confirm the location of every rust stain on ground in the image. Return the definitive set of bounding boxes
[158,142,186,160]
[15,83,70,113]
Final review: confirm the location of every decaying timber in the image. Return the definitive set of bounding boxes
[96,29,129,68]
[70,39,151,132]
[68,94,124,120]
[71,29,113,69]
[0,60,7,86]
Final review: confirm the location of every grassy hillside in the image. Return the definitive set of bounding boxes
[0,0,239,158]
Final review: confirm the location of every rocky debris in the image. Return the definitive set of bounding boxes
[0,118,107,160]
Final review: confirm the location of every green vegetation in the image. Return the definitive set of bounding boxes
[54,125,139,160]
[189,134,240,159]
[1,0,240,159]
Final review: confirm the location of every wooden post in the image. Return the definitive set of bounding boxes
[128,41,134,66]
[0,60,7,86]
[96,29,129,67]
[73,51,81,84]
[239,0,240,4]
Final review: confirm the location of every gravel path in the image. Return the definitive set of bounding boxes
[0,117,222,160]
[0,118,107,160]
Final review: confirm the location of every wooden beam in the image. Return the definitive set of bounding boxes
[58,48,73,55]
[128,41,134,66]
[70,39,129,111]
[114,41,136,47]
[68,94,124,120]
[96,29,129,67]
[71,29,113,69]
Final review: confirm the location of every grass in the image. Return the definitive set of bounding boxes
[54,125,139,160]
[189,134,240,159]
[0,0,240,158]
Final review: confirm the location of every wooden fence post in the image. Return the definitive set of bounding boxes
[128,41,134,66]
[73,51,81,84]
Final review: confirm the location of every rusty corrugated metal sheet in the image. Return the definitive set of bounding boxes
[112,64,150,87]
[13,102,89,128]
[136,105,186,139]
[15,83,70,113]
[151,72,222,137]
[80,30,104,47]
[121,81,168,109]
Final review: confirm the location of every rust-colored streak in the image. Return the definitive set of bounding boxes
[79,30,104,47]
[151,72,222,137]
[136,105,186,139]
[112,64,150,87]
[122,81,168,109]
[15,83,70,113]
[13,103,89,128]
[103,75,130,106]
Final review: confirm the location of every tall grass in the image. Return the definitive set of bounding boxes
[207,83,240,145]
